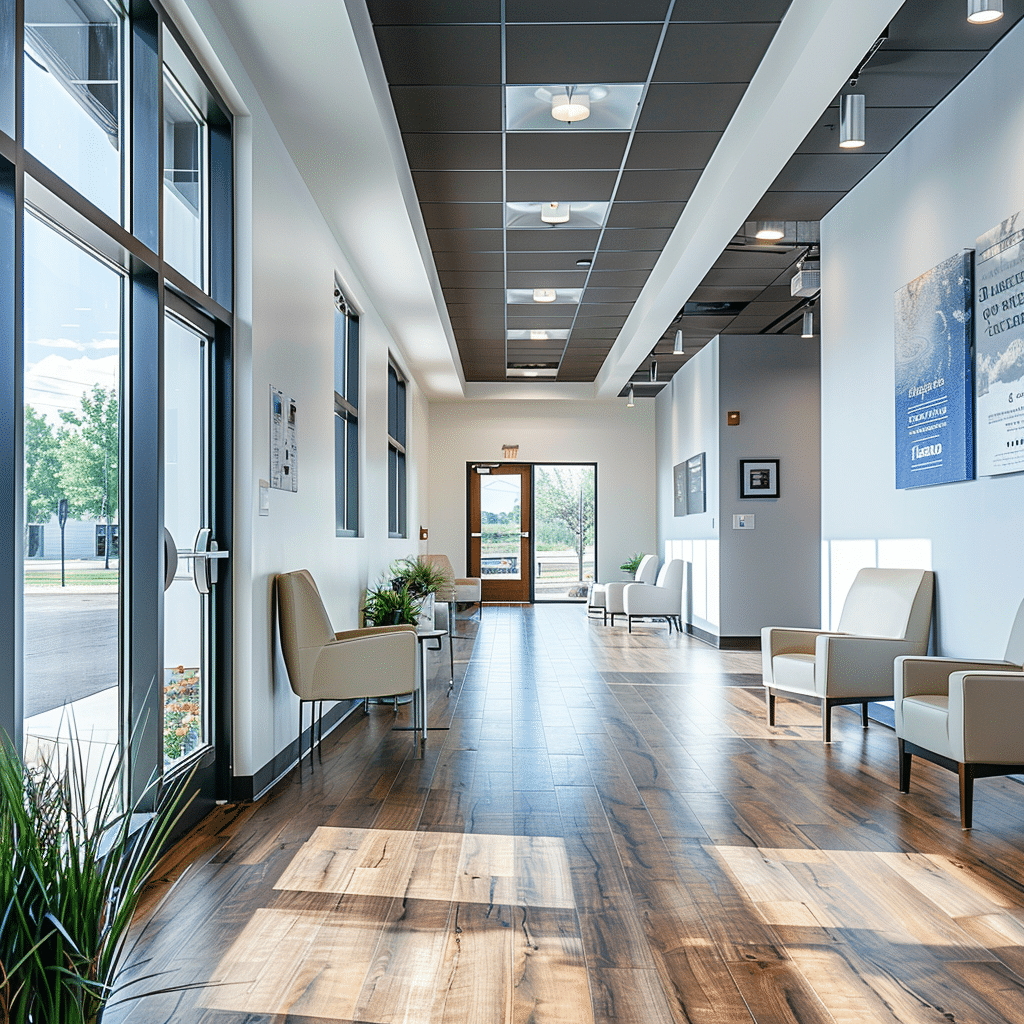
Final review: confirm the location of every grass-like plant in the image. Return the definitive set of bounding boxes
[619,552,645,575]
[363,580,422,626]
[389,556,452,598]
[0,721,193,1023]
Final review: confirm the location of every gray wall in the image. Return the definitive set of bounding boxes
[821,18,1024,657]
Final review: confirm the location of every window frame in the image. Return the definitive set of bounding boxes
[387,358,407,540]
[334,286,359,537]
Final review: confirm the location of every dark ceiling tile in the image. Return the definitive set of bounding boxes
[573,316,628,329]
[507,0,670,20]
[368,1,501,24]
[506,132,628,170]
[413,170,503,202]
[638,83,748,131]
[583,286,644,302]
[757,284,803,304]
[625,131,722,169]
[505,23,663,83]
[770,153,885,193]
[506,271,589,287]
[374,26,500,84]
[390,86,501,132]
[600,227,674,250]
[578,302,635,316]
[699,267,784,289]
[747,190,845,220]
[591,250,661,270]
[796,106,930,155]
[449,317,504,330]
[427,228,504,250]
[673,314,735,333]
[454,329,507,341]
[421,203,504,229]
[442,288,507,305]
[439,271,506,289]
[508,251,594,271]
[887,0,1023,50]
[670,0,790,20]
[856,50,984,108]
[506,229,602,251]
[606,201,685,228]
[691,285,766,303]
[433,251,504,272]
[507,314,577,329]
[507,170,618,201]
[589,269,654,288]
[713,248,801,271]
[654,22,778,83]
[615,169,701,202]
[569,328,621,339]
[401,133,503,170]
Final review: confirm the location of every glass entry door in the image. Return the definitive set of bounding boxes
[468,464,532,603]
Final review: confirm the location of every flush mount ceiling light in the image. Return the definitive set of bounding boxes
[968,0,1003,22]
[674,330,684,355]
[551,86,591,123]
[839,94,866,148]
[754,221,786,240]
[506,288,582,305]
[507,328,570,341]
[533,288,557,303]
[541,202,571,224]
[627,384,635,408]
[802,310,815,338]
[530,330,549,340]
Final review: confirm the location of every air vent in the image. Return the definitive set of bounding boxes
[682,301,749,317]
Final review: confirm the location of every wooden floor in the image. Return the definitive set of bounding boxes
[113,605,1024,1023]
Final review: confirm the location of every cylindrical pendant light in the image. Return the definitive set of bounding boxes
[650,360,658,383]
[674,329,684,354]
[754,221,785,240]
[802,309,814,338]
[968,0,1003,23]
[839,94,865,148]
[626,385,635,408]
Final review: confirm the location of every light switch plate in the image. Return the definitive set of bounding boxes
[259,480,270,516]
[733,514,755,530]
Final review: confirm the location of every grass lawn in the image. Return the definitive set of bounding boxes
[24,570,119,586]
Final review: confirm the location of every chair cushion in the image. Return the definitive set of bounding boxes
[455,580,481,602]
[901,694,952,760]
[771,653,817,696]
[589,585,607,609]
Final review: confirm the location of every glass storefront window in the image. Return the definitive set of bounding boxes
[24,0,124,222]
[163,70,206,287]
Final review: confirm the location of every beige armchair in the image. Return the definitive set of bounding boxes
[589,554,658,625]
[276,569,416,771]
[424,553,481,621]
[895,598,1024,829]
[762,567,934,742]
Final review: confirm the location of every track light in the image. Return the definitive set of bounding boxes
[839,94,865,148]
[968,0,1003,23]
[802,310,814,338]
[650,360,658,383]
[626,385,635,407]
[674,330,683,355]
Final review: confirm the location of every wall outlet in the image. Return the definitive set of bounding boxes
[733,514,755,530]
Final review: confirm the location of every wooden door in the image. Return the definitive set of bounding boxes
[468,465,532,603]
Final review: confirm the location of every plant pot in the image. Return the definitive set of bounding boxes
[416,592,435,631]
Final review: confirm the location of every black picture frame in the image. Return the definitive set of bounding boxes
[673,461,687,516]
[740,459,779,499]
[686,452,706,514]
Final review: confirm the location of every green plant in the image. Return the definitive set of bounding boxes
[363,580,421,626]
[389,556,451,598]
[619,552,645,575]
[0,721,193,1023]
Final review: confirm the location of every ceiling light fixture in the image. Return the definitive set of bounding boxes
[576,258,592,268]
[650,360,658,383]
[802,310,815,338]
[533,288,557,303]
[673,330,684,355]
[541,202,570,224]
[626,384,634,408]
[754,221,785,240]
[551,87,590,123]
[839,94,866,148]
[530,330,550,340]
[968,0,1003,23]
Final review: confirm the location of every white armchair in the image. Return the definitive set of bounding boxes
[895,598,1024,829]
[762,567,934,742]
[589,554,658,625]
[620,559,685,633]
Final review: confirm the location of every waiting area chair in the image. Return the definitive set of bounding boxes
[619,558,686,633]
[762,567,934,742]
[895,598,1024,829]
[588,554,658,625]
[424,553,481,620]
[276,569,416,771]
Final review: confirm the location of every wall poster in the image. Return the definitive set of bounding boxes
[894,251,974,489]
[686,452,706,514]
[673,462,687,516]
[270,386,298,491]
[975,211,1024,476]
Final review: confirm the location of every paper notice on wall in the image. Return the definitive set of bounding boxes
[975,211,1024,477]
[270,386,298,491]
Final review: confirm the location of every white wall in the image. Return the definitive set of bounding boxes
[821,20,1024,658]
[426,400,656,585]
[171,0,429,787]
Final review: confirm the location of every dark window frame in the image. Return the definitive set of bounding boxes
[334,286,359,536]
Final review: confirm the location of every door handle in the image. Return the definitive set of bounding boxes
[470,532,482,538]
[177,528,230,594]
[520,532,529,538]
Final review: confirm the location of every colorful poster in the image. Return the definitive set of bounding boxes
[975,211,1024,476]
[894,251,974,489]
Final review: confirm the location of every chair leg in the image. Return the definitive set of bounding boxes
[822,700,832,743]
[317,701,323,764]
[628,615,633,634]
[959,763,974,830]
[861,702,869,728]
[602,608,607,625]
[766,688,775,726]
[448,631,454,693]
[898,738,911,793]
[298,700,304,775]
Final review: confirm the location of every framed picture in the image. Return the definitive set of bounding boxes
[740,459,779,499]
[686,452,706,514]
[673,462,687,516]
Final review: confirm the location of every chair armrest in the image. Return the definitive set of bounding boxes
[762,627,836,686]
[949,670,1024,763]
[816,634,924,700]
[623,583,671,615]
[311,628,416,701]
[454,576,480,586]
[895,656,1012,701]
[604,581,629,613]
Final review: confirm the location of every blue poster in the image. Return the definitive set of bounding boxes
[894,251,974,489]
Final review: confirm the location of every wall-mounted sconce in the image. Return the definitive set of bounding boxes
[727,411,741,426]
[419,526,429,540]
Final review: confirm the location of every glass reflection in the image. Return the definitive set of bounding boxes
[480,474,522,579]
[163,70,205,287]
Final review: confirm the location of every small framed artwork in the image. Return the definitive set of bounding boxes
[687,452,706,514]
[673,462,687,516]
[740,459,779,499]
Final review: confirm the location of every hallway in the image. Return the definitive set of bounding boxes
[119,606,1024,1022]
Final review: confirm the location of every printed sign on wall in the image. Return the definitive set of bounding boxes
[894,251,974,489]
[270,386,298,491]
[975,211,1024,476]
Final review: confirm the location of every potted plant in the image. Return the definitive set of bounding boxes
[362,579,422,627]
[0,722,192,1023]
[619,552,645,576]
[388,557,451,629]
